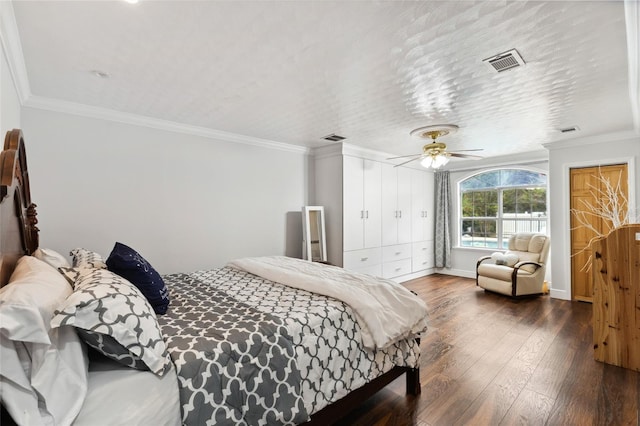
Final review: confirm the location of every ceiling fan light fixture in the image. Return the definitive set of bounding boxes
[420,153,449,169]
[432,154,450,168]
[388,123,480,168]
[420,156,434,168]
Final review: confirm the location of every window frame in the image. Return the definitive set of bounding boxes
[458,168,548,249]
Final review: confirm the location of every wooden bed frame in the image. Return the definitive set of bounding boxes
[0,129,39,287]
[0,128,421,424]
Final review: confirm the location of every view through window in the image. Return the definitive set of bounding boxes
[460,169,547,248]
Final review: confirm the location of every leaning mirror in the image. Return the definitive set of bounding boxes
[302,206,327,262]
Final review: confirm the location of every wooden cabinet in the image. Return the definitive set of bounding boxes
[592,224,640,372]
[343,156,381,251]
[381,164,412,246]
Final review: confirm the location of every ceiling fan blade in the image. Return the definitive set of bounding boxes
[449,152,484,159]
[450,148,484,152]
[393,156,423,167]
[386,153,422,160]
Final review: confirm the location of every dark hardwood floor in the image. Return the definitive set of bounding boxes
[336,274,640,426]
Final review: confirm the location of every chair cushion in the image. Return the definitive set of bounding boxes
[512,251,542,273]
[478,263,532,281]
[508,233,547,254]
[528,235,547,254]
[509,234,532,251]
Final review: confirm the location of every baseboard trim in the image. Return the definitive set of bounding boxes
[549,287,570,301]
[434,268,476,279]
[393,269,434,283]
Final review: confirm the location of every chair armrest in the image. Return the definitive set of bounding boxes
[476,255,492,267]
[510,261,543,296]
[475,255,493,285]
[513,261,542,271]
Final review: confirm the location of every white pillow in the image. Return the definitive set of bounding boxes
[490,252,519,267]
[33,248,71,269]
[0,256,89,425]
[51,268,171,376]
[69,248,107,269]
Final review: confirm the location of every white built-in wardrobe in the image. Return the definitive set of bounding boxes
[314,143,435,283]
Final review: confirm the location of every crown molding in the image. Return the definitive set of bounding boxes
[312,142,396,162]
[444,149,548,173]
[0,1,31,103]
[24,95,310,154]
[542,129,639,151]
[23,96,310,154]
[312,142,428,170]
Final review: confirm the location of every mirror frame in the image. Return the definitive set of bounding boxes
[302,205,327,262]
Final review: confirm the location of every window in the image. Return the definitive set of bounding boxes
[460,169,547,248]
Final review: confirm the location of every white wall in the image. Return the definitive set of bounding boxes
[546,132,639,300]
[1,38,21,132]
[435,154,549,280]
[21,107,311,274]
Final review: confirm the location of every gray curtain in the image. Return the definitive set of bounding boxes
[434,170,451,268]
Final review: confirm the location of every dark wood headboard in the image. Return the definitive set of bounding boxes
[0,129,39,287]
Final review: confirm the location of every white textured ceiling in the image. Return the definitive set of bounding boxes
[9,0,636,160]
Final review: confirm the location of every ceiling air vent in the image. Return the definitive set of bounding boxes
[483,48,525,73]
[323,134,346,142]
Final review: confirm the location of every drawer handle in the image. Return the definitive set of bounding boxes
[395,252,402,255]
[361,257,368,261]
[395,267,402,271]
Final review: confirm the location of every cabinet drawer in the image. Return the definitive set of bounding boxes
[412,241,434,272]
[382,258,412,279]
[412,241,432,254]
[382,243,412,262]
[412,253,434,271]
[343,248,382,270]
[351,264,382,278]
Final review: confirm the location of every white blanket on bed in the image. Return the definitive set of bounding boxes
[227,256,429,350]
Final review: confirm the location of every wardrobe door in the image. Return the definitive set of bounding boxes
[362,159,382,249]
[343,156,365,252]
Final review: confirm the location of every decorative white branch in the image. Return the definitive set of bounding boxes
[570,169,638,271]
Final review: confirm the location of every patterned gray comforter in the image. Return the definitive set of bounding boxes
[158,267,420,425]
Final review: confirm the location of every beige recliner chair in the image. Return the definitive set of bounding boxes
[476,233,550,297]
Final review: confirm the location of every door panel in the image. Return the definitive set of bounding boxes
[570,164,628,302]
[363,160,382,248]
[397,167,413,243]
[343,156,364,251]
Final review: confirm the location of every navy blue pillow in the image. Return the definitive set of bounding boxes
[105,242,170,315]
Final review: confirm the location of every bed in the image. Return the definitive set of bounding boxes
[0,128,427,425]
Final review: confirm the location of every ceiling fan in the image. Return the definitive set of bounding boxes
[388,124,483,169]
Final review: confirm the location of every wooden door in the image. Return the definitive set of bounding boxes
[570,163,628,302]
